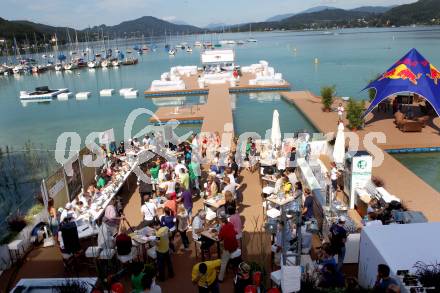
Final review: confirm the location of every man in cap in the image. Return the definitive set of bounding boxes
[234,262,252,293]
[329,216,348,271]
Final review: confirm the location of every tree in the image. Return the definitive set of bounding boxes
[320,86,336,111]
[346,99,366,130]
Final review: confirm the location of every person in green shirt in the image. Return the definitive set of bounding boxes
[131,262,145,293]
[188,161,200,190]
[149,163,159,181]
[96,172,107,189]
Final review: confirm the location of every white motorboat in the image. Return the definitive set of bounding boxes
[226,40,236,45]
[63,62,78,70]
[186,47,193,53]
[111,59,120,67]
[168,49,176,56]
[101,60,109,68]
[54,63,63,71]
[87,60,98,68]
[12,65,24,74]
[19,86,68,101]
[237,40,245,45]
[194,41,202,47]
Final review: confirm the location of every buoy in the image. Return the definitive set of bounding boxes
[100,89,115,96]
[314,58,319,64]
[58,92,73,100]
[123,90,138,98]
[76,92,91,100]
[119,88,134,95]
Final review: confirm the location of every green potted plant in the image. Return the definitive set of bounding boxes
[346,99,365,131]
[320,86,336,112]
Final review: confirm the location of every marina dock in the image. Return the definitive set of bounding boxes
[282,91,440,221]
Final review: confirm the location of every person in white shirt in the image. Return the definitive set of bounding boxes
[285,168,298,185]
[141,194,157,227]
[60,203,77,223]
[337,103,345,122]
[277,155,287,173]
[174,161,187,177]
[273,173,283,194]
[142,135,150,149]
[192,210,206,241]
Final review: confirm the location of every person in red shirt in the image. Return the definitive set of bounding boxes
[217,214,238,282]
[164,194,177,216]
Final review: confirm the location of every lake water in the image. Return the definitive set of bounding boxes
[1,27,440,223]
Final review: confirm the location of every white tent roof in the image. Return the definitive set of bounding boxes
[362,223,440,273]
[201,49,235,64]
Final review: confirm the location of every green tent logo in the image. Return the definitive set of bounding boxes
[357,160,367,170]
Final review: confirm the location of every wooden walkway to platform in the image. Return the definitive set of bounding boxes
[282,91,440,221]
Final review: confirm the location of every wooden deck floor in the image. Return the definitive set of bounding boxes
[282,91,440,221]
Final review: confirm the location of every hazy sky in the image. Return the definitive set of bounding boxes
[2,0,416,29]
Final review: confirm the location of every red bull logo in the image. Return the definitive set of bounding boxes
[379,64,422,85]
[427,64,440,85]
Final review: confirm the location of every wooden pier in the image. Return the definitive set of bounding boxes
[282,91,440,221]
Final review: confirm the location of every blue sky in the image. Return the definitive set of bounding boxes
[2,0,416,28]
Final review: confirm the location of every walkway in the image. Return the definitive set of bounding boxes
[282,91,440,221]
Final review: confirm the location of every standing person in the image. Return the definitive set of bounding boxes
[228,206,243,241]
[160,207,176,252]
[115,226,132,256]
[217,214,238,282]
[103,198,123,237]
[329,216,348,272]
[329,162,339,200]
[188,160,200,190]
[374,264,399,293]
[289,147,297,170]
[302,188,314,221]
[138,170,153,203]
[179,168,190,191]
[337,103,345,122]
[141,194,157,227]
[178,186,193,222]
[164,194,177,216]
[141,273,162,293]
[155,223,174,281]
[224,191,236,216]
[176,205,190,251]
[192,259,221,293]
[192,210,207,242]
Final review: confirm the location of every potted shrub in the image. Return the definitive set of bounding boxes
[320,86,336,112]
[413,261,440,291]
[346,99,366,131]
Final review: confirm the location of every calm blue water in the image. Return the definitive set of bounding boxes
[1,26,440,221]
[392,153,440,192]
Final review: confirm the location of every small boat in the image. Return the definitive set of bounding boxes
[111,59,120,67]
[122,57,138,65]
[20,86,68,101]
[237,40,245,45]
[101,60,109,68]
[226,40,236,45]
[194,41,202,47]
[168,49,176,56]
[247,38,258,43]
[54,63,63,71]
[87,60,98,68]
[63,62,78,70]
[12,65,24,74]
[186,47,193,53]
[142,45,149,52]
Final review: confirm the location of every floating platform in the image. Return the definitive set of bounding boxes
[100,89,115,96]
[57,92,73,100]
[76,92,91,100]
[123,90,138,98]
[119,88,134,95]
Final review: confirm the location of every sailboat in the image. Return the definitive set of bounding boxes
[247,24,257,42]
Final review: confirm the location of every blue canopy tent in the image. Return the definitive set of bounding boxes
[362,48,440,118]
